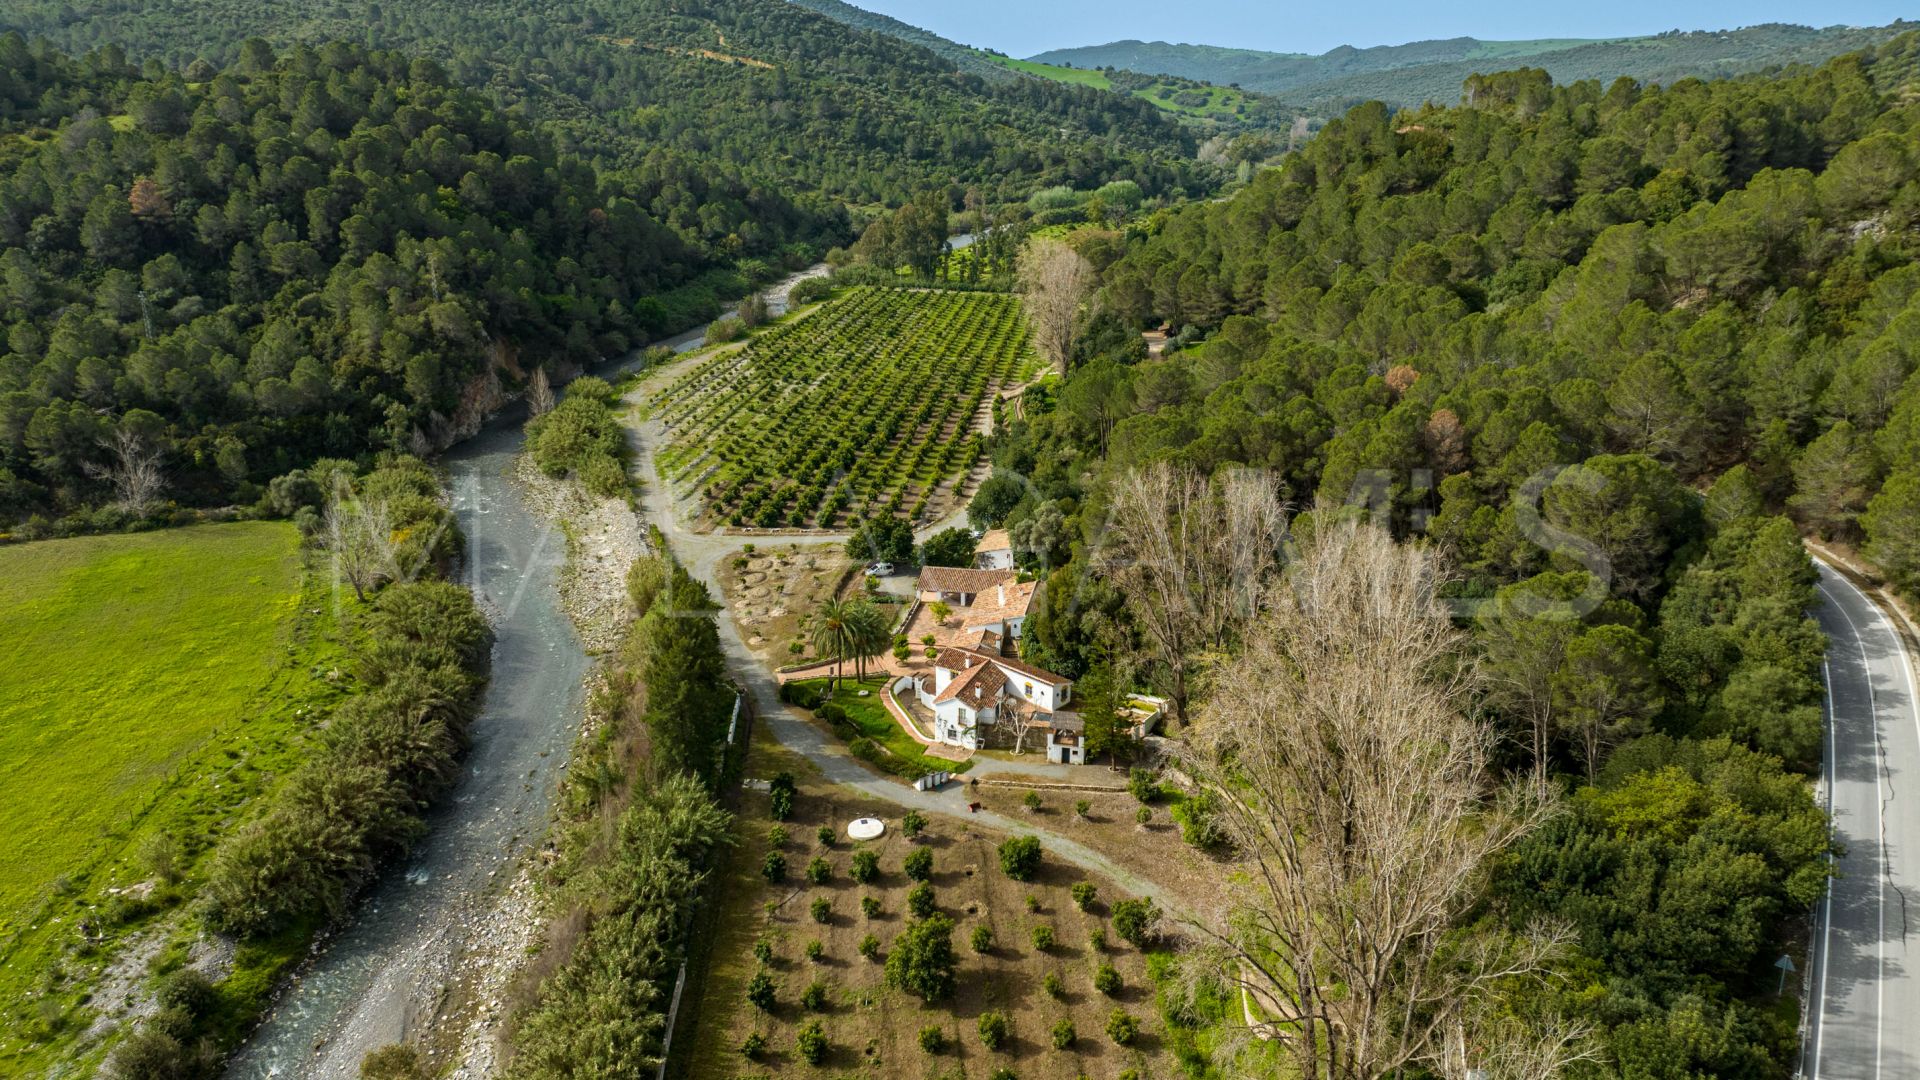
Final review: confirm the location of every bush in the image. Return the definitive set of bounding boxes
[1088,927,1107,952]
[1042,971,1064,998]
[816,825,835,847]
[362,1045,434,1080]
[1111,898,1158,947]
[1023,790,1043,812]
[765,824,788,848]
[769,771,797,820]
[704,315,747,345]
[752,936,774,964]
[1171,788,1230,850]
[806,856,832,884]
[903,847,934,882]
[1024,893,1041,913]
[1071,882,1097,911]
[990,1070,1017,1080]
[885,914,958,1001]
[805,939,825,962]
[1052,1018,1077,1049]
[859,933,881,960]
[739,1031,767,1059]
[998,835,1042,881]
[907,882,936,918]
[919,1025,947,1053]
[1074,799,1091,818]
[902,809,927,839]
[971,924,995,952]
[810,896,832,923]
[1128,767,1159,803]
[1106,1008,1138,1045]
[801,979,829,1011]
[861,895,882,918]
[789,276,833,305]
[762,851,787,882]
[1135,806,1153,827]
[1094,963,1122,996]
[850,848,879,883]
[796,1019,828,1064]
[746,970,776,1010]
[1030,924,1056,951]
[978,1011,1010,1050]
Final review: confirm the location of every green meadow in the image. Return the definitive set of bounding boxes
[0,522,346,1059]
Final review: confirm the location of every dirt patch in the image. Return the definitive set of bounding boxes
[717,543,854,665]
[682,738,1176,1079]
[970,786,1232,911]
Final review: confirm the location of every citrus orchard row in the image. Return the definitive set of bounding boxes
[651,287,1037,528]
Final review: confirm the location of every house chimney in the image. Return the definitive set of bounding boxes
[997,583,1005,606]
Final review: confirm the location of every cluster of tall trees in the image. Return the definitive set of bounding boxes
[968,35,1920,1076]
[0,37,727,526]
[504,550,738,1074]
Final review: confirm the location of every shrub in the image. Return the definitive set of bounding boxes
[766,824,788,848]
[1171,788,1230,850]
[990,1070,1017,1080]
[805,939,825,962]
[796,1020,828,1064]
[1088,927,1107,952]
[1023,790,1043,812]
[811,896,832,924]
[1074,799,1091,818]
[1135,806,1153,827]
[902,809,927,839]
[861,895,882,918]
[850,848,879,883]
[806,856,832,884]
[903,847,934,882]
[762,851,787,883]
[704,314,747,345]
[1042,971,1065,998]
[907,882,936,918]
[801,979,829,1011]
[1052,1018,1077,1049]
[971,924,995,952]
[1024,893,1041,913]
[978,1011,1010,1050]
[1094,963,1122,996]
[1111,898,1158,947]
[919,1025,947,1053]
[885,914,958,1001]
[1071,882,1097,911]
[752,936,774,964]
[1128,767,1158,803]
[1030,925,1056,951]
[1106,1008,1138,1045]
[746,970,776,1010]
[816,825,835,847]
[998,835,1042,881]
[739,1031,767,1059]
[859,933,881,960]
[769,771,797,820]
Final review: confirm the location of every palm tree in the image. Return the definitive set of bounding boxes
[811,599,859,691]
[845,599,890,682]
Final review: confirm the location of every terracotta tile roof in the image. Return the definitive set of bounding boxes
[962,578,1038,626]
[933,647,983,672]
[933,660,1006,707]
[976,529,1011,553]
[971,646,1069,686]
[917,565,1015,595]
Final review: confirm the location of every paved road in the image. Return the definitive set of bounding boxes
[1804,562,1920,1080]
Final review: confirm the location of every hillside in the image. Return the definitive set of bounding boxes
[0,0,1209,210]
[1036,21,1919,110]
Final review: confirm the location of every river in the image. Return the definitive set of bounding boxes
[224,256,853,1078]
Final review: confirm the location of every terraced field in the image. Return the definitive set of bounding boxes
[650,287,1037,528]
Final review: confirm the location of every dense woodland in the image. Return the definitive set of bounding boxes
[967,34,1920,1076]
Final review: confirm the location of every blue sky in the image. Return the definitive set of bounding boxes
[851,0,1914,58]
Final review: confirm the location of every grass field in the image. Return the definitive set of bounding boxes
[794,676,973,778]
[0,522,345,1063]
[650,286,1037,528]
[981,54,1113,89]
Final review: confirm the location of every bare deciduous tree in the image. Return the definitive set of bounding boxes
[526,366,555,417]
[324,494,399,602]
[1017,235,1095,375]
[1093,462,1286,725]
[1177,520,1571,1080]
[84,429,166,518]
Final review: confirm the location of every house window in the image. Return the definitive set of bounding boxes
[1023,681,1033,697]
[958,707,970,722]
